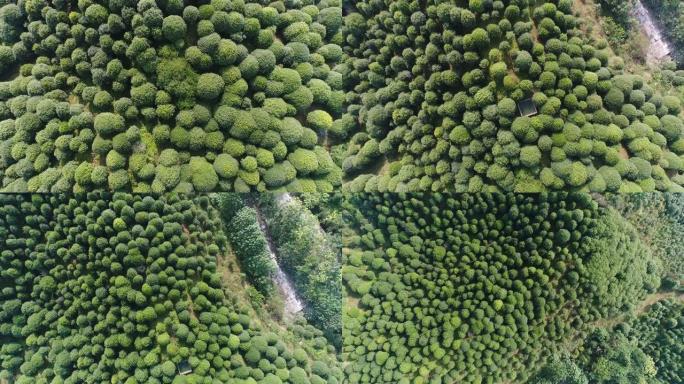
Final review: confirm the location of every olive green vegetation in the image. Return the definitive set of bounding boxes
[4,0,684,192]
[0,193,342,384]
[213,193,277,297]
[608,299,683,384]
[340,0,684,192]
[0,0,342,192]
[607,193,684,286]
[531,299,683,384]
[652,63,684,116]
[258,193,342,348]
[341,193,663,383]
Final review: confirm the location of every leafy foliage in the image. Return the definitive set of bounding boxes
[259,194,342,348]
[533,298,683,384]
[618,299,684,383]
[598,0,632,27]
[0,193,342,383]
[577,330,659,384]
[339,0,684,192]
[0,0,342,192]
[213,193,275,296]
[608,193,684,283]
[341,193,661,383]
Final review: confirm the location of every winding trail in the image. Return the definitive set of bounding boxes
[591,291,684,330]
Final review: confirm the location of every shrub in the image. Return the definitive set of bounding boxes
[285,86,314,112]
[197,73,225,101]
[213,154,239,179]
[264,161,297,187]
[85,4,109,26]
[306,110,333,131]
[659,115,683,142]
[520,146,542,167]
[288,148,318,175]
[131,83,158,108]
[189,156,219,192]
[604,88,625,112]
[490,62,507,82]
[94,113,125,136]
[162,15,187,42]
[108,169,129,190]
[515,51,533,72]
[512,117,538,143]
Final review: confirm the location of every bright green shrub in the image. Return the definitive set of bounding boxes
[163,15,187,42]
[189,156,219,192]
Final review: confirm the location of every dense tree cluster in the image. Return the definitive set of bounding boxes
[0,193,342,383]
[655,64,684,92]
[258,193,342,348]
[213,193,276,296]
[0,0,343,192]
[341,193,661,383]
[609,193,684,285]
[3,0,683,192]
[617,299,684,383]
[597,0,631,27]
[531,331,659,384]
[295,193,345,244]
[339,0,684,192]
[532,298,683,384]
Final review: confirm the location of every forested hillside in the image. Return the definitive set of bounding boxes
[530,297,683,383]
[642,0,684,66]
[340,193,678,383]
[0,193,341,384]
[339,0,684,192]
[608,193,684,286]
[0,0,343,192]
[1,0,682,382]
[1,0,684,191]
[257,193,342,347]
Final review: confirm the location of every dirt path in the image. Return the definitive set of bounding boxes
[593,290,684,329]
[634,291,684,315]
[618,145,630,160]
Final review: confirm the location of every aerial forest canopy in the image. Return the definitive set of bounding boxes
[608,192,684,285]
[0,0,343,193]
[1,0,684,192]
[213,192,343,348]
[339,0,684,192]
[526,297,683,384]
[341,193,663,383]
[0,193,342,384]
